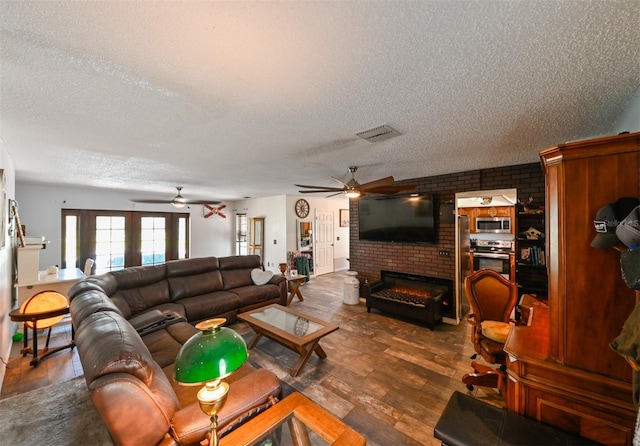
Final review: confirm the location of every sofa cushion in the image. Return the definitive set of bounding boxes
[111,280,172,317]
[178,291,241,322]
[75,311,158,386]
[69,276,117,300]
[233,284,282,307]
[166,256,220,277]
[142,321,198,368]
[69,289,123,328]
[219,255,262,290]
[111,263,168,288]
[168,270,225,301]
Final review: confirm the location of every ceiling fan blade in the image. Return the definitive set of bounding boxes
[183,199,221,205]
[130,199,172,204]
[366,184,418,194]
[295,183,343,190]
[326,192,345,198]
[331,177,349,187]
[360,176,395,191]
[298,189,344,194]
[130,198,220,205]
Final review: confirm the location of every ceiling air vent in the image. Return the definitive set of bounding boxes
[356,124,401,143]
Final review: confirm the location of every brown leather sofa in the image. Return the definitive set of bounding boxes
[68,255,287,445]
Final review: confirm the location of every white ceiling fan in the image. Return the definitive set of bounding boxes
[130,187,220,208]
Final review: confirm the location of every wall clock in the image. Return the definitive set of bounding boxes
[295,199,310,218]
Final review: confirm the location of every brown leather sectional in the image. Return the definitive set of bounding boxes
[68,255,287,446]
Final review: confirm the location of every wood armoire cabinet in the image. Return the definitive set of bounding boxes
[505,132,639,445]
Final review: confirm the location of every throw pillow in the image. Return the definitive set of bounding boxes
[251,268,273,286]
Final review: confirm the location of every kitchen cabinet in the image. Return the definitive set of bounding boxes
[458,206,515,234]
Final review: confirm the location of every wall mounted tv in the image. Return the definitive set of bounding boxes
[358,194,436,244]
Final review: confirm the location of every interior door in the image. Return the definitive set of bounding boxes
[313,210,334,276]
[248,217,264,260]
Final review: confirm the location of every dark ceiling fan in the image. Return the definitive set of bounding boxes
[295,166,417,198]
[130,186,220,208]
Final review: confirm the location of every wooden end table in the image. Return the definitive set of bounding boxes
[220,392,366,445]
[285,274,306,305]
[238,304,338,377]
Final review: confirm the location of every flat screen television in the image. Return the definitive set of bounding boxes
[358,194,436,243]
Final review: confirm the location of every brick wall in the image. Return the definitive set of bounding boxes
[349,162,545,284]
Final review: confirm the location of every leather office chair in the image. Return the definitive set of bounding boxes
[462,269,518,394]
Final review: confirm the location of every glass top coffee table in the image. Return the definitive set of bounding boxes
[238,304,339,377]
[220,392,365,446]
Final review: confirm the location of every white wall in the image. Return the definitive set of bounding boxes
[15,182,236,269]
[612,85,640,134]
[231,194,350,274]
[0,147,16,391]
[285,195,351,272]
[14,182,350,275]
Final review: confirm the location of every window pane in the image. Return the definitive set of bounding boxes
[96,216,111,229]
[236,214,247,255]
[94,216,126,274]
[112,218,125,230]
[140,216,166,266]
[64,215,77,269]
[178,217,187,260]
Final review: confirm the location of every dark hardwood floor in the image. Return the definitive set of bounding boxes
[1,271,504,445]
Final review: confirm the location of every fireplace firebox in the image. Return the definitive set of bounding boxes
[364,270,453,330]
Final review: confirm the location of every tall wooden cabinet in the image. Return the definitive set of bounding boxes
[505,132,639,445]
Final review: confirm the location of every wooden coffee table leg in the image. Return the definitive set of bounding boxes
[246,332,264,350]
[291,340,322,377]
[313,344,327,359]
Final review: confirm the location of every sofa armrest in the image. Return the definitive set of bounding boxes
[170,368,281,445]
[268,274,288,306]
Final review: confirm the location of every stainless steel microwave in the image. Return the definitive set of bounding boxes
[476,217,511,233]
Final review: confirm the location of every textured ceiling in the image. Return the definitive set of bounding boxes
[1,1,639,202]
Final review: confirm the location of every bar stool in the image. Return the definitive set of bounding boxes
[9,290,75,366]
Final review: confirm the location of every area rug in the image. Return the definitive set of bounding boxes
[0,376,113,445]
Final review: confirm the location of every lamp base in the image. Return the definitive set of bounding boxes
[198,380,230,446]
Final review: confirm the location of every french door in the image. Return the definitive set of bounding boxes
[62,209,189,274]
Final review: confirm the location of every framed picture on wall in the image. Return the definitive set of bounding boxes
[339,209,349,227]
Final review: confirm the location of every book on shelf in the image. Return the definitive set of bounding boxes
[520,245,545,266]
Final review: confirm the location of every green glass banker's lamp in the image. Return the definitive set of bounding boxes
[174,318,248,446]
